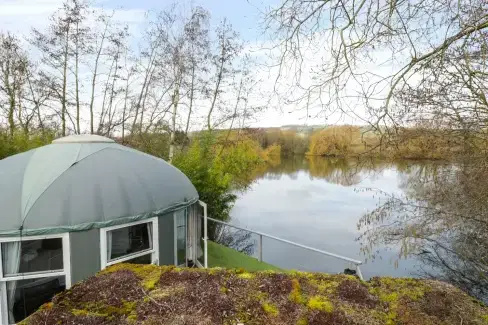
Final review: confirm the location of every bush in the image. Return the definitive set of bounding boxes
[0,129,56,159]
[308,126,361,157]
[172,133,263,237]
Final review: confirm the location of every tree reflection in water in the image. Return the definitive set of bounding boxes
[358,158,488,302]
[253,155,392,186]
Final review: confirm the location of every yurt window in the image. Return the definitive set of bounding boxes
[100,218,159,269]
[174,209,187,266]
[0,234,71,324]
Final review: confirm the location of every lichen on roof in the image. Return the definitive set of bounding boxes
[22,264,488,325]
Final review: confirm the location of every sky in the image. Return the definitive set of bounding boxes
[0,0,361,128]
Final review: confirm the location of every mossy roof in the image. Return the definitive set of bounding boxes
[23,264,488,325]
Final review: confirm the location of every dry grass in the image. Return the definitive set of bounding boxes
[22,265,488,325]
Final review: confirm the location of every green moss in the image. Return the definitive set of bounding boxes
[262,302,279,316]
[481,314,488,324]
[367,278,429,325]
[126,314,137,323]
[76,300,137,320]
[149,285,186,299]
[289,278,306,304]
[371,277,427,302]
[71,309,108,317]
[367,277,430,325]
[101,263,164,291]
[385,311,397,325]
[24,264,488,325]
[290,270,314,278]
[307,296,334,313]
[310,278,340,295]
[339,304,356,316]
[237,272,254,279]
[296,317,308,325]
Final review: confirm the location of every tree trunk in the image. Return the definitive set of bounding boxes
[75,22,80,134]
[132,49,156,134]
[106,53,119,136]
[122,76,129,143]
[97,56,115,134]
[185,64,195,135]
[207,57,225,131]
[61,25,70,137]
[3,60,16,137]
[168,83,180,164]
[89,23,109,134]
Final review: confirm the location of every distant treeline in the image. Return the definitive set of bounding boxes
[2,124,480,162]
[235,125,482,160]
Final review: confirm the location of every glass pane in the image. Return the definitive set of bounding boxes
[197,209,204,266]
[6,276,65,323]
[175,210,186,266]
[108,223,152,261]
[2,238,63,276]
[124,254,152,265]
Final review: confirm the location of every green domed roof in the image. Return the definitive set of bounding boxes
[0,135,198,236]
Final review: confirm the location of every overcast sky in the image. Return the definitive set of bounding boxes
[0,0,363,128]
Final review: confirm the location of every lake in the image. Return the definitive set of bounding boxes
[229,156,439,279]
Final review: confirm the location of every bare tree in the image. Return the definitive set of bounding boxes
[130,22,167,134]
[206,19,242,131]
[31,0,86,136]
[0,33,28,137]
[163,6,211,162]
[69,0,88,134]
[88,12,112,134]
[184,7,210,136]
[358,160,488,302]
[264,0,488,138]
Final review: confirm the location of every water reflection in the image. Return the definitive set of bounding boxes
[230,156,437,280]
[359,159,488,302]
[230,156,487,302]
[253,156,397,185]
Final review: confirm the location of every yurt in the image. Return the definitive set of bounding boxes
[0,135,207,324]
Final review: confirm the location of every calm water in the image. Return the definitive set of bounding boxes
[229,156,436,279]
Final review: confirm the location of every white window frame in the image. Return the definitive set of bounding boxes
[100,218,159,269]
[0,233,71,325]
[193,201,208,269]
[199,201,208,268]
[174,209,188,267]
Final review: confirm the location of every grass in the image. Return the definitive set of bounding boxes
[207,240,283,272]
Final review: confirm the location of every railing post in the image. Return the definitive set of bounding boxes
[356,265,364,281]
[258,234,263,262]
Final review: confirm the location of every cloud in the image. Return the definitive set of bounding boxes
[0,0,146,35]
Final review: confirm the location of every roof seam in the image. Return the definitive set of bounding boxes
[22,145,112,221]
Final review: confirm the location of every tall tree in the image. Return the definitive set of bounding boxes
[206,19,242,131]
[183,7,210,136]
[264,0,488,139]
[32,0,87,136]
[88,12,112,134]
[0,33,28,137]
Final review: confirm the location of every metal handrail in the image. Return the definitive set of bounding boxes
[207,217,364,280]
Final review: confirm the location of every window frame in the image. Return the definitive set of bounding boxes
[174,209,188,267]
[100,218,159,269]
[0,233,71,325]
